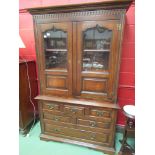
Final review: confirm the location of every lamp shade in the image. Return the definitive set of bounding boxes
[19,35,25,48]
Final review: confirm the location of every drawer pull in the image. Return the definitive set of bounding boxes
[96,111,104,116]
[53,128,60,132]
[70,108,78,114]
[53,116,59,121]
[90,134,96,140]
[47,104,55,110]
[48,104,57,109]
[89,121,97,127]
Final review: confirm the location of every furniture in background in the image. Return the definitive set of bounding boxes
[19,60,38,135]
[28,1,133,154]
[118,105,135,155]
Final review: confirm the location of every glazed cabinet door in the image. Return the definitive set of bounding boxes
[75,21,119,101]
[37,22,72,97]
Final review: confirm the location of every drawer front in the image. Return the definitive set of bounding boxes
[43,119,110,133]
[44,123,109,143]
[43,113,71,123]
[84,115,112,123]
[90,108,111,118]
[43,102,60,111]
[77,119,111,129]
[64,105,84,116]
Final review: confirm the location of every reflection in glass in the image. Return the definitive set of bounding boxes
[83,24,112,71]
[43,26,67,70]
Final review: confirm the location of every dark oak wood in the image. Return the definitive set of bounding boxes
[35,95,120,109]
[27,0,132,14]
[19,60,38,135]
[36,22,73,97]
[28,1,132,154]
[76,21,119,101]
[40,133,116,155]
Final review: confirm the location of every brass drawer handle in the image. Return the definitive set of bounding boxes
[89,121,97,127]
[53,128,60,132]
[96,111,104,116]
[53,116,60,121]
[47,104,55,110]
[70,108,78,114]
[90,134,96,140]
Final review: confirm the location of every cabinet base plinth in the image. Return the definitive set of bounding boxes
[40,133,115,155]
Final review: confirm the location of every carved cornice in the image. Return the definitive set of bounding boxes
[33,9,126,20]
[27,0,132,15]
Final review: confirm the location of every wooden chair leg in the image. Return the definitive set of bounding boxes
[118,120,128,154]
[120,130,127,151]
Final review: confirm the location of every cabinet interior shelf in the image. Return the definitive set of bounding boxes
[84,49,110,52]
[46,49,67,52]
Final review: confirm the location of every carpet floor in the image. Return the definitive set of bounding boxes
[19,122,134,155]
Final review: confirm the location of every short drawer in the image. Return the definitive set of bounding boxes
[43,102,60,111]
[43,113,71,123]
[90,108,111,118]
[63,105,84,116]
[77,119,111,129]
[44,123,109,143]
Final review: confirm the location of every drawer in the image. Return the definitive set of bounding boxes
[63,105,84,116]
[44,123,109,143]
[77,119,111,129]
[84,115,112,123]
[43,102,60,111]
[43,118,110,133]
[90,108,111,118]
[43,113,71,123]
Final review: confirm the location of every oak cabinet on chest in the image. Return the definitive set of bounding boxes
[28,1,132,154]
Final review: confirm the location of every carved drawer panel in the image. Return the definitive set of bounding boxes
[43,113,72,123]
[77,118,111,129]
[43,109,64,116]
[63,105,85,117]
[90,108,111,118]
[43,102,61,111]
[44,123,109,143]
[83,115,112,123]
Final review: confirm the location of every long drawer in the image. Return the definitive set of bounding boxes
[43,119,111,133]
[77,118,111,129]
[44,123,109,143]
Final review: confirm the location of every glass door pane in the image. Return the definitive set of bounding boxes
[43,26,67,70]
[83,24,112,71]
[76,21,118,101]
[38,22,72,97]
